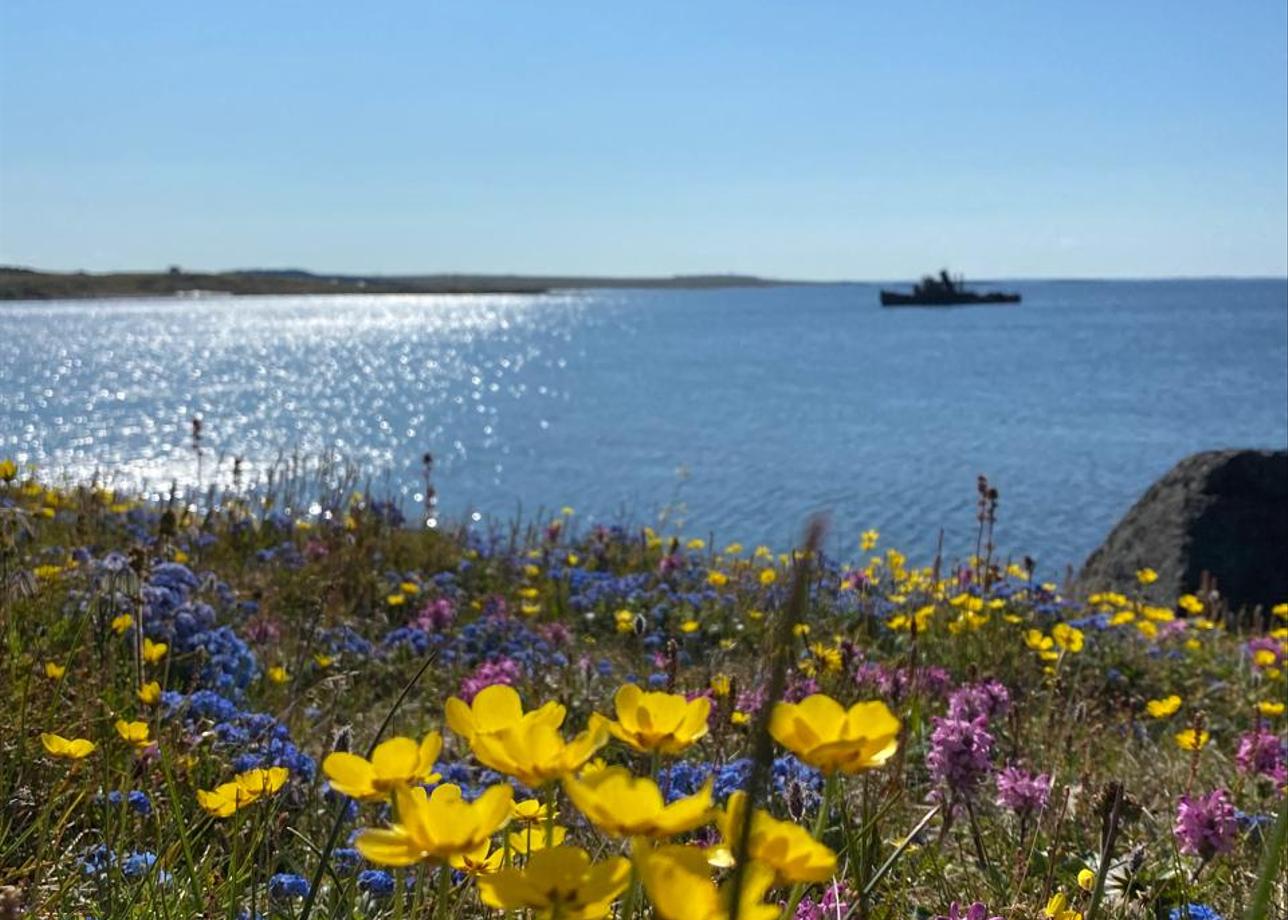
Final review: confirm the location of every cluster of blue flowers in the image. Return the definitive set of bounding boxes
[267,872,310,899]
[95,790,152,817]
[80,845,167,883]
[434,760,520,802]
[163,688,316,779]
[137,562,260,694]
[381,605,569,670]
[656,755,822,809]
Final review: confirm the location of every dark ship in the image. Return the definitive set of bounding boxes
[880,270,1020,307]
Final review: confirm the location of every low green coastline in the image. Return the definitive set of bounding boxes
[0,266,786,301]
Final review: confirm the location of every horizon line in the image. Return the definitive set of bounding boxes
[3,262,1287,286]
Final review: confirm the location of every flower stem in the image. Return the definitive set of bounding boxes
[432,864,452,920]
[782,772,839,920]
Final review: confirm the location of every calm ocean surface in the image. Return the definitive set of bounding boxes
[2,280,1285,571]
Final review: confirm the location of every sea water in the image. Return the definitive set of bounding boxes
[2,279,1284,572]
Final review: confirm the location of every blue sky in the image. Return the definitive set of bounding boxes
[1,1,1285,279]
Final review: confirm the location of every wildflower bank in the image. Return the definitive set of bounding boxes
[0,467,1284,919]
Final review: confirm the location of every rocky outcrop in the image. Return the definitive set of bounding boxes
[1079,450,1288,613]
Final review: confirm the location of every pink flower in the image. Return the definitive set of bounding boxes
[927,715,994,797]
[995,765,1051,815]
[414,597,455,631]
[1235,729,1287,786]
[458,658,521,702]
[1174,789,1236,861]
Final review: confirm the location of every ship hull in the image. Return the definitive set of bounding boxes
[879,290,1021,307]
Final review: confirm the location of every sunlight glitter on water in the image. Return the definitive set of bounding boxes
[2,281,1285,567]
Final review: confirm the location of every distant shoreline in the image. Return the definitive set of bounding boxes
[0,267,791,301]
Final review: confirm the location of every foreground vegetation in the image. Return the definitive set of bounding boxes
[1,463,1284,919]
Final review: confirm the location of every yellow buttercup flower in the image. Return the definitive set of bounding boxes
[1136,567,1158,585]
[1257,700,1285,717]
[141,638,167,664]
[563,767,713,839]
[1026,629,1059,660]
[478,845,629,919]
[137,681,161,705]
[0,458,16,481]
[44,661,66,679]
[1051,623,1084,653]
[445,684,565,743]
[1174,728,1210,751]
[322,732,442,800]
[769,694,900,774]
[1077,868,1096,892]
[890,605,935,632]
[714,790,837,884]
[511,798,553,825]
[707,570,728,588]
[196,766,290,817]
[809,642,843,673]
[860,529,880,552]
[40,732,96,760]
[1145,695,1182,718]
[357,783,512,866]
[680,619,699,633]
[1142,606,1175,623]
[266,665,288,684]
[469,718,607,788]
[614,609,635,633]
[1252,648,1278,668]
[710,674,732,698]
[758,568,777,586]
[509,824,567,855]
[111,614,134,634]
[1044,890,1083,920]
[199,781,247,816]
[1177,594,1204,614]
[635,842,777,920]
[114,719,151,749]
[594,684,711,756]
[449,841,503,876]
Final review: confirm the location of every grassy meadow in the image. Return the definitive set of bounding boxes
[0,464,1284,920]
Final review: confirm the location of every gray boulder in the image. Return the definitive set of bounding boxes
[1079,449,1288,613]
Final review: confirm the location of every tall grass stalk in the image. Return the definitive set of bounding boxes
[727,516,826,920]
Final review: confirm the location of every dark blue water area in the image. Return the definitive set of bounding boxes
[2,278,1284,575]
